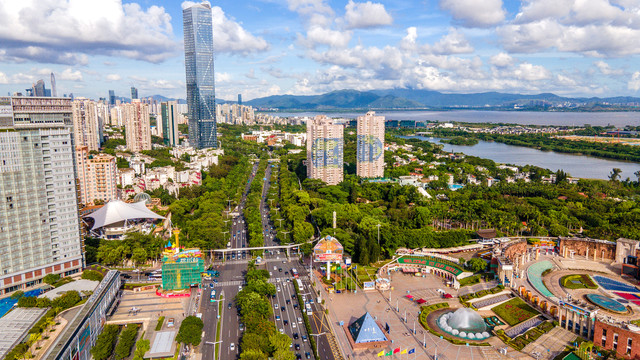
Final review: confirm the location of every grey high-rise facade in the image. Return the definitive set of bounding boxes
[131,86,138,100]
[51,72,57,97]
[0,97,83,296]
[108,90,116,106]
[183,2,217,149]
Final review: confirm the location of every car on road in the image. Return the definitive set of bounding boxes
[281,306,285,312]
[284,319,288,325]
[279,328,284,334]
[274,303,278,308]
[240,323,244,331]
[230,343,235,351]
[295,344,300,350]
[286,299,290,305]
[279,268,283,272]
[167,318,175,327]
[209,283,214,289]
[302,335,307,342]
[305,352,311,359]
[238,285,242,291]
[296,354,302,360]
[228,303,232,309]
[293,333,299,339]
[276,315,281,320]
[297,317,302,323]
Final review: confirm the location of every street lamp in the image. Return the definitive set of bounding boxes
[376,224,381,262]
[310,332,326,356]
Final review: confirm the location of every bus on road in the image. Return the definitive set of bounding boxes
[291,268,299,278]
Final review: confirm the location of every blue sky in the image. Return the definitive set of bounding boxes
[1,0,640,101]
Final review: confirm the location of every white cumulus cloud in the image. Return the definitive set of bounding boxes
[210,6,269,55]
[594,61,624,76]
[499,0,640,57]
[490,53,514,68]
[439,0,506,28]
[59,68,83,81]
[344,1,393,29]
[0,0,176,64]
[428,28,474,55]
[628,72,640,91]
[106,74,121,82]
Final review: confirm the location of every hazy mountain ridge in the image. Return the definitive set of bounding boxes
[244,89,640,110]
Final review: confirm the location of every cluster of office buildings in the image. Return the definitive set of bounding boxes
[306,111,385,185]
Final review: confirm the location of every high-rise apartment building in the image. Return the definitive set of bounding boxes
[307,115,344,185]
[183,2,217,149]
[124,100,151,152]
[0,97,83,295]
[75,146,117,205]
[72,98,101,151]
[109,106,123,127]
[161,101,180,146]
[356,111,385,178]
[131,86,138,100]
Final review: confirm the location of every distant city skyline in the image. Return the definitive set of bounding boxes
[2,1,640,101]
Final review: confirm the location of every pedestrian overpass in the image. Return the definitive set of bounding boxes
[206,243,303,258]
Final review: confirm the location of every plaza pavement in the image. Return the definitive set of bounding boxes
[521,327,577,360]
[320,271,535,360]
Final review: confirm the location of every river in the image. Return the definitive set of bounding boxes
[404,135,640,180]
[272,110,639,127]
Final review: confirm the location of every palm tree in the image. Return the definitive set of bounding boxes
[635,170,640,184]
[609,168,622,182]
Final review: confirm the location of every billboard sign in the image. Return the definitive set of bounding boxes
[311,138,343,168]
[314,235,344,262]
[397,257,463,276]
[315,253,343,262]
[363,281,375,290]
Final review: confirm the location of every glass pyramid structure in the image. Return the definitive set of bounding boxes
[348,312,388,343]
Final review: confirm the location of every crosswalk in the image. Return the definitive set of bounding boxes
[211,280,244,287]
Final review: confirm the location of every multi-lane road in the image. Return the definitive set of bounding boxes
[258,163,317,360]
[200,161,259,360]
[199,160,339,360]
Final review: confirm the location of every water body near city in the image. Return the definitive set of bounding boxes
[274,110,639,127]
[272,110,640,180]
[403,135,640,180]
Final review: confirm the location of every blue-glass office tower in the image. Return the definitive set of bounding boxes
[183,3,217,149]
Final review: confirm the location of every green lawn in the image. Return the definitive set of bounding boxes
[491,298,540,326]
[560,274,598,290]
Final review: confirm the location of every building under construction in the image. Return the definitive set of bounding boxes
[161,238,204,291]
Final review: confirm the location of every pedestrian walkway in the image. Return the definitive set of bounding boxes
[505,317,544,338]
[212,280,244,287]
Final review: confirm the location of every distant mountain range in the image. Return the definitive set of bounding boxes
[137,89,640,111]
[244,89,640,110]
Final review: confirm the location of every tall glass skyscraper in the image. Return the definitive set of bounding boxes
[183,2,217,149]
